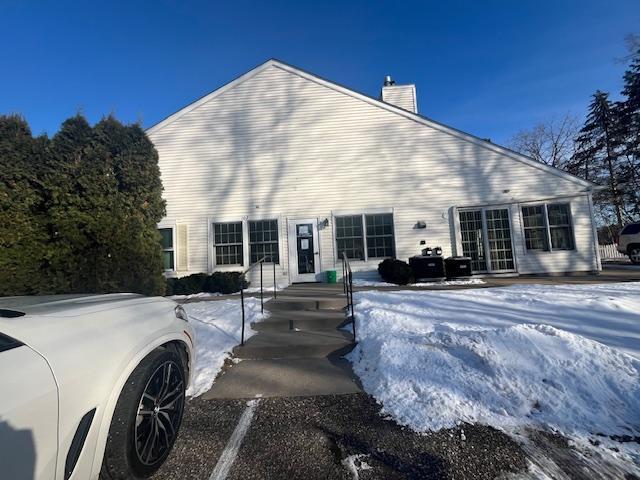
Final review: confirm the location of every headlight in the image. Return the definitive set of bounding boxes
[175,305,189,322]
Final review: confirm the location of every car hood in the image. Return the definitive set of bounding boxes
[0,293,180,356]
[0,293,164,317]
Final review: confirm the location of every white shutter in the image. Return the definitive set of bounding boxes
[176,224,189,272]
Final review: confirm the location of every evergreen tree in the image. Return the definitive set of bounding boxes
[569,91,625,227]
[91,116,166,295]
[0,115,49,295]
[619,49,640,220]
[0,114,166,296]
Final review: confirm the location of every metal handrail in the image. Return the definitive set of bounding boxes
[341,252,356,342]
[240,255,277,346]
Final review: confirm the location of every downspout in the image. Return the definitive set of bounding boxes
[587,190,602,272]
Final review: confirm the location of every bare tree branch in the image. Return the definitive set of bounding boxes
[507,113,579,169]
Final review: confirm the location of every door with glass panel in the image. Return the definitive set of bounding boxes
[287,219,320,282]
[459,208,515,273]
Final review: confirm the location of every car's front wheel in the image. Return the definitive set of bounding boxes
[100,349,186,479]
[630,247,640,265]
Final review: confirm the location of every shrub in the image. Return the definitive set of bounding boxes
[378,258,414,285]
[165,273,209,296]
[165,271,249,296]
[205,271,249,294]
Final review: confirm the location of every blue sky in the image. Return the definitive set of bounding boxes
[0,0,638,144]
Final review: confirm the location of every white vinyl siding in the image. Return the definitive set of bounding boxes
[150,63,598,280]
[381,85,417,113]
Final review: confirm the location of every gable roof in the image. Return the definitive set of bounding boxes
[147,59,594,189]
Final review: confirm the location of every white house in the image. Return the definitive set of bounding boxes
[148,59,601,285]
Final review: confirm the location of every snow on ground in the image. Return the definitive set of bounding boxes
[169,285,286,301]
[183,297,269,397]
[348,282,640,471]
[353,278,485,287]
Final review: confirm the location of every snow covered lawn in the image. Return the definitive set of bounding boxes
[183,297,268,397]
[348,282,640,470]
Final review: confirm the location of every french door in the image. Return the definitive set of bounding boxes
[459,207,515,273]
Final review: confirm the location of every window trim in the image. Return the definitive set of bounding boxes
[212,220,245,267]
[248,218,280,265]
[365,213,396,259]
[521,204,549,252]
[208,217,283,272]
[157,224,176,272]
[520,202,576,253]
[332,209,396,262]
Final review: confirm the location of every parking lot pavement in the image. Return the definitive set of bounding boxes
[154,393,527,480]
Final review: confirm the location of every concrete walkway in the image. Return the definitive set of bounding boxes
[203,284,362,399]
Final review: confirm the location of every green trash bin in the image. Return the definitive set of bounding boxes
[326,270,337,284]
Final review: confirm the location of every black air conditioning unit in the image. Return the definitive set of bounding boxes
[409,255,445,281]
[444,257,473,279]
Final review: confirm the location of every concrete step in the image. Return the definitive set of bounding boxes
[202,356,362,399]
[251,317,348,332]
[267,296,347,311]
[253,308,347,332]
[234,330,355,359]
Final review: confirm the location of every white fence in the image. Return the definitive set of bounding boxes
[599,244,628,260]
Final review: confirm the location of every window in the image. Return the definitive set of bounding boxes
[365,213,395,258]
[249,219,279,263]
[621,223,640,235]
[335,213,395,261]
[547,204,574,250]
[214,222,243,265]
[159,228,174,270]
[522,206,548,251]
[521,203,574,252]
[335,215,364,260]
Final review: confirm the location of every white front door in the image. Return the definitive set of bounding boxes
[288,219,321,283]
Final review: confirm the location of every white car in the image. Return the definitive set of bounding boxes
[0,293,194,480]
[617,222,640,264]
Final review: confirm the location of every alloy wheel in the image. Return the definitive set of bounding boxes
[134,360,185,466]
[631,248,640,264]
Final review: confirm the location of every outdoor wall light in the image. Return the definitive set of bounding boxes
[319,218,329,228]
[415,221,427,229]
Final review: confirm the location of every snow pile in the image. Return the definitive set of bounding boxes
[169,292,223,300]
[348,283,640,441]
[169,284,286,301]
[353,278,485,288]
[184,297,268,397]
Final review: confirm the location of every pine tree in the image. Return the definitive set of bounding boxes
[619,49,640,220]
[569,91,625,227]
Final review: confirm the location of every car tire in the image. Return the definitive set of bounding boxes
[100,349,186,479]
[630,247,640,265]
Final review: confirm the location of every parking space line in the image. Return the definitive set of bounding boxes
[209,398,260,480]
